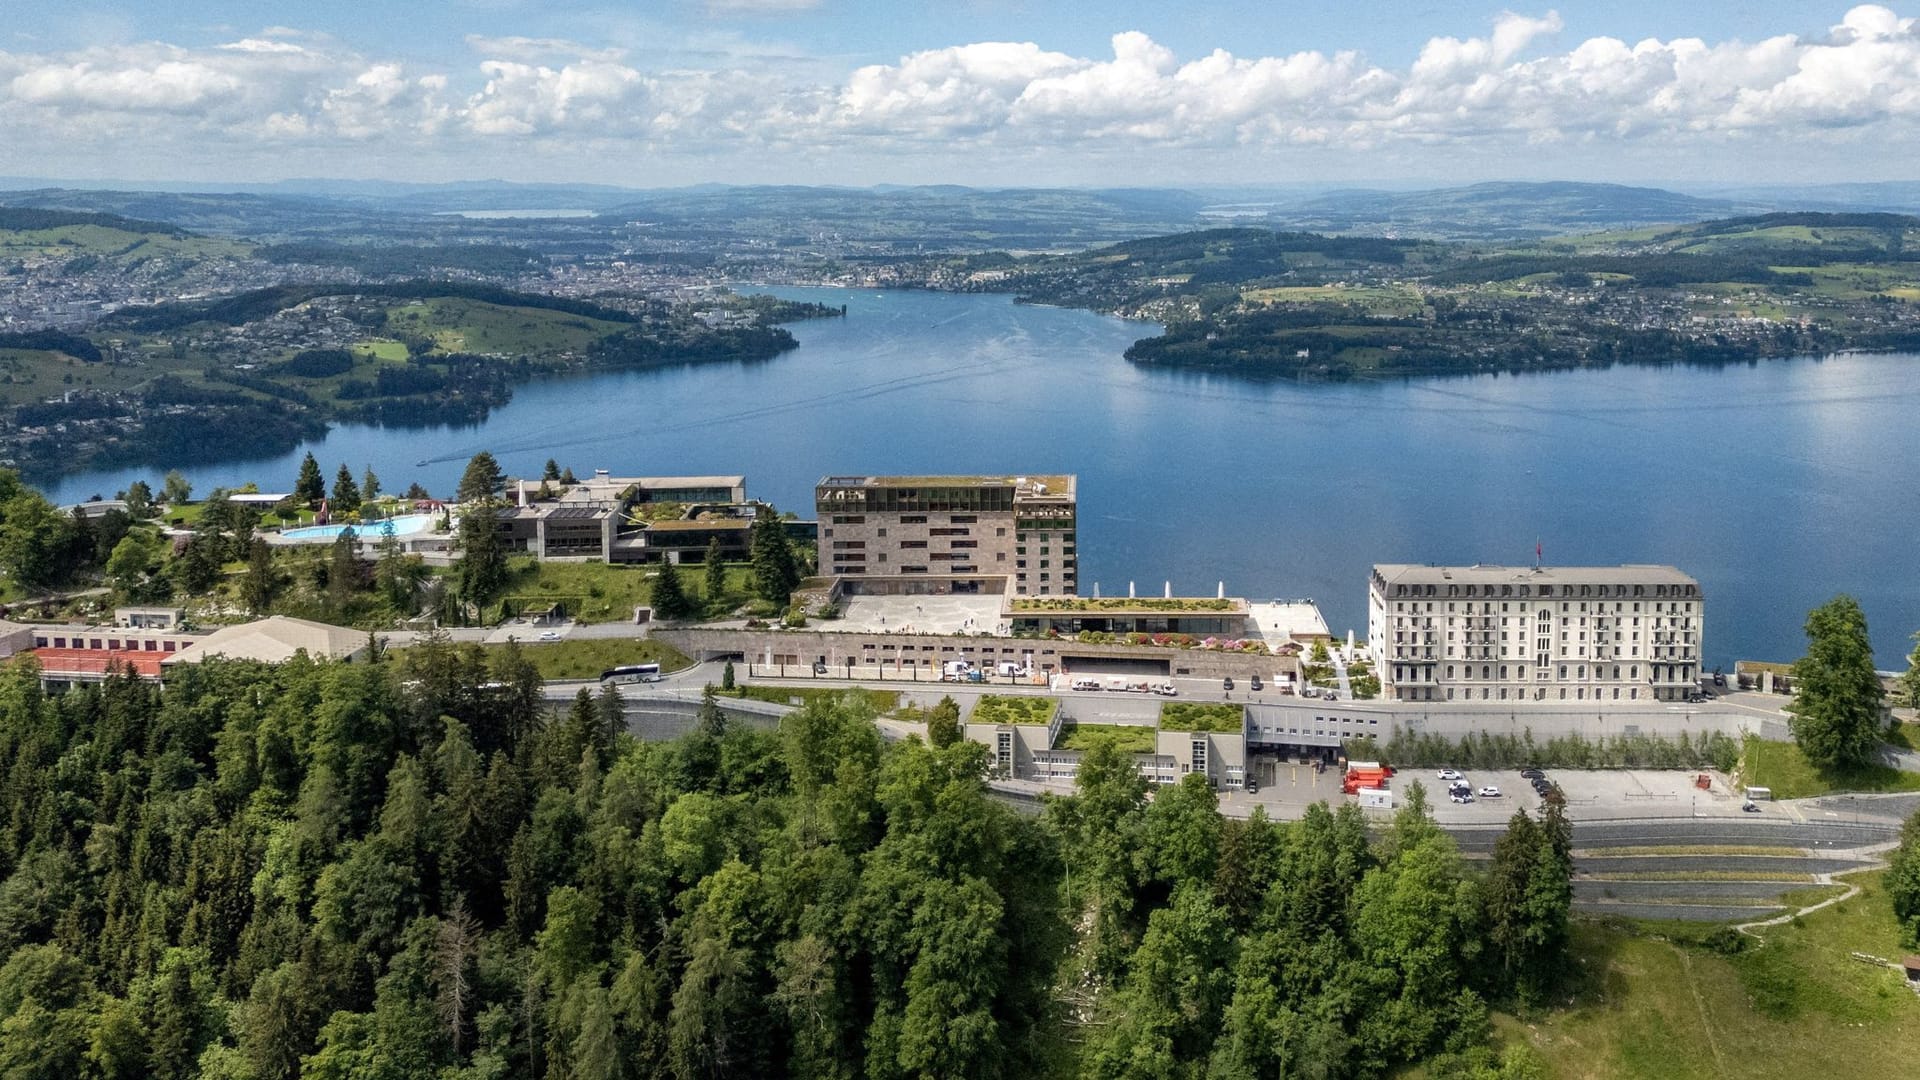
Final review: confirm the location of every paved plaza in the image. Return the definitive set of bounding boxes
[833,593,1007,635]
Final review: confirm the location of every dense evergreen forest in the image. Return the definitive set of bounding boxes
[0,648,1570,1078]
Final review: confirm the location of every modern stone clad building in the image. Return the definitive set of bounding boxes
[1369,564,1704,704]
[815,474,1076,595]
[495,471,791,565]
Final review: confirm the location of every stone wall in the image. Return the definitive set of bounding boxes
[654,626,1293,681]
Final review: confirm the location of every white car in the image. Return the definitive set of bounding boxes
[537,630,561,641]
[1153,683,1179,696]
[1436,769,1462,781]
[1450,791,1473,803]
[1477,786,1503,798]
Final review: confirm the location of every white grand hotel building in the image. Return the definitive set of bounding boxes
[1368,564,1703,704]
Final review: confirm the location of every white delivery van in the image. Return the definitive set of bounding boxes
[1071,677,1102,692]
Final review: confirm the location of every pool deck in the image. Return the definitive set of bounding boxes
[266,515,446,545]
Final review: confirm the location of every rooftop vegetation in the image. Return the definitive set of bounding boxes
[1010,596,1239,612]
[1159,702,1245,733]
[1054,721,1156,754]
[969,694,1057,726]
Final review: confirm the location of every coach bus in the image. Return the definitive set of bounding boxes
[600,663,663,684]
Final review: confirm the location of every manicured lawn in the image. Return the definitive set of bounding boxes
[1741,735,1920,799]
[381,297,627,357]
[1159,701,1243,732]
[1505,872,1920,1080]
[1055,722,1156,754]
[351,339,410,362]
[970,694,1057,726]
[489,558,755,624]
[492,637,692,681]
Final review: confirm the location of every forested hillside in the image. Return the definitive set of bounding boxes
[0,649,1569,1078]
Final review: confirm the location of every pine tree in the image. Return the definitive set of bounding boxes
[331,464,362,512]
[749,507,799,607]
[927,695,962,747]
[720,661,735,692]
[596,683,626,761]
[1902,630,1920,710]
[703,538,727,612]
[1789,595,1886,769]
[241,538,281,614]
[1890,805,1920,946]
[651,559,694,620]
[455,508,508,609]
[362,466,381,503]
[326,529,361,613]
[543,459,562,482]
[456,451,505,504]
[294,453,325,507]
[124,479,154,519]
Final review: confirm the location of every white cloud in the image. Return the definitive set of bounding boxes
[5,6,1920,180]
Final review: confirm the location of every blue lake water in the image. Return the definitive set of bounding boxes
[42,287,1920,669]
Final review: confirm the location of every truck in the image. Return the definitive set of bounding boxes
[1342,761,1394,795]
[941,660,973,682]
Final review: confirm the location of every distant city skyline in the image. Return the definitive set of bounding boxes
[3,3,1919,187]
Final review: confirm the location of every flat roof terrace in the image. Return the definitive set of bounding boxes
[818,474,1074,494]
[1003,596,1247,616]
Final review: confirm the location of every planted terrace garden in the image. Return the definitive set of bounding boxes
[1159,701,1246,733]
[968,694,1057,726]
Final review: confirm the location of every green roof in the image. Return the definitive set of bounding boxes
[1054,722,1156,754]
[1159,702,1245,733]
[968,695,1057,726]
[1008,596,1242,613]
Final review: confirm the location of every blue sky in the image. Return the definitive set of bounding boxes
[2,2,1916,186]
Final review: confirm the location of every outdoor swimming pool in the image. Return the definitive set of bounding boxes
[278,514,439,542]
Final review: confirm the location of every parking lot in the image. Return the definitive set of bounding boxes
[1217,767,1761,824]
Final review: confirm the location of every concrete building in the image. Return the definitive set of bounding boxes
[962,697,1248,789]
[495,471,786,565]
[815,474,1076,596]
[509,471,745,509]
[115,606,186,630]
[162,615,368,666]
[1369,564,1704,704]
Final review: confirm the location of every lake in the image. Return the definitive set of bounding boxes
[42,287,1920,669]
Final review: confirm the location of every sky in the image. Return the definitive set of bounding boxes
[2,2,1918,188]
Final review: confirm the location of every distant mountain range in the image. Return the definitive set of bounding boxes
[5,177,1920,247]
[1232,181,1747,238]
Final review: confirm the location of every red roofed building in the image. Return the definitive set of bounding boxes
[29,647,171,684]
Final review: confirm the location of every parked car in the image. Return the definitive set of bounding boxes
[1450,791,1473,803]
[1245,780,1259,795]
[1437,768,1463,781]
[537,630,561,641]
[1743,801,1762,813]
[1477,786,1503,798]
[1519,768,1544,780]
[1153,682,1179,696]
[1531,779,1552,795]
[1222,676,1235,691]
[1250,675,1263,691]
[1301,686,1321,699]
